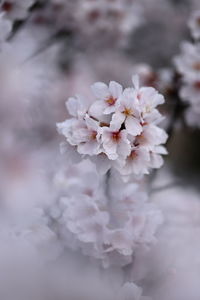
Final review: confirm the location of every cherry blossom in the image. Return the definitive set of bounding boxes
[101,125,131,161]
[111,87,142,135]
[90,81,123,115]
[57,75,167,179]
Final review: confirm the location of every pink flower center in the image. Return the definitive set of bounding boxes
[193,62,200,71]
[106,96,116,106]
[140,121,148,126]
[2,1,13,12]
[88,10,101,22]
[123,107,133,116]
[194,81,200,89]
[128,150,138,160]
[112,131,121,142]
[90,131,97,140]
[84,188,93,197]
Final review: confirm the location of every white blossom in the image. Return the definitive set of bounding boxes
[43,0,143,49]
[91,81,123,115]
[111,87,142,136]
[57,75,167,179]
[101,125,131,161]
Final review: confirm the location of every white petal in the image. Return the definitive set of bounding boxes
[125,116,142,136]
[111,112,125,131]
[78,141,100,155]
[104,105,116,115]
[89,101,106,120]
[91,82,110,99]
[150,153,164,168]
[91,155,111,175]
[154,93,165,106]
[154,145,168,155]
[132,74,140,90]
[85,114,99,131]
[118,140,131,158]
[66,97,78,117]
[109,81,123,99]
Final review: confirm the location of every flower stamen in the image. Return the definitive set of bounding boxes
[112,131,121,142]
[123,108,133,116]
[106,96,116,106]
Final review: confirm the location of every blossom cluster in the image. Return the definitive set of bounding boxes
[32,0,143,49]
[53,159,163,268]
[174,13,200,127]
[57,76,168,180]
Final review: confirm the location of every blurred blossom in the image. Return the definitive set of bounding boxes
[52,159,163,268]
[132,182,200,300]
[188,10,200,41]
[31,0,143,50]
[0,0,34,20]
[175,42,200,83]
[174,15,200,128]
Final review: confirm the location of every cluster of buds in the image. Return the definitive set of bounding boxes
[57,75,168,180]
